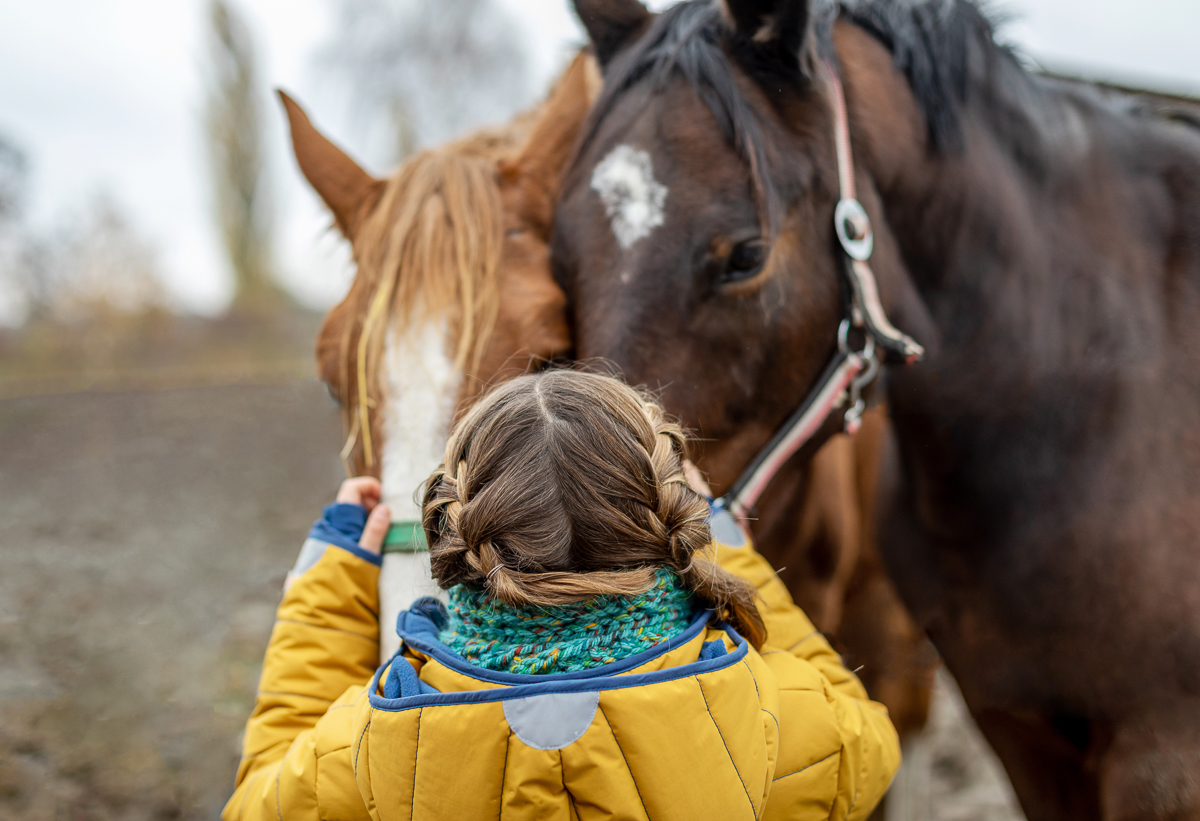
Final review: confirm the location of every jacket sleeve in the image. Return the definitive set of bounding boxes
[708,525,901,821]
[222,530,381,821]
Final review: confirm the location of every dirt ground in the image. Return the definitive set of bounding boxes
[0,381,344,819]
[0,378,1025,820]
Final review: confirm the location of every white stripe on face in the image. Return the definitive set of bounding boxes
[377,317,459,658]
[379,318,460,520]
[591,144,668,249]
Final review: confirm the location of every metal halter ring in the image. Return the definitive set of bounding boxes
[834,198,874,261]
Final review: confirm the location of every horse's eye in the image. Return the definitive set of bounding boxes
[722,240,767,283]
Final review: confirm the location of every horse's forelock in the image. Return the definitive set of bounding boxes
[347,148,505,433]
[579,1,793,238]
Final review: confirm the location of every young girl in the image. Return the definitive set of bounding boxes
[224,370,899,821]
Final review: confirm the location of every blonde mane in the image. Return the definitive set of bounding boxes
[342,138,514,468]
[326,54,594,472]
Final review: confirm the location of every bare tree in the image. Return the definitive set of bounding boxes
[0,191,165,324]
[49,193,166,320]
[204,0,283,312]
[0,135,38,323]
[0,137,166,325]
[318,0,530,164]
[0,134,27,224]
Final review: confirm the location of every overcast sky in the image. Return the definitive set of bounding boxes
[1,0,1198,323]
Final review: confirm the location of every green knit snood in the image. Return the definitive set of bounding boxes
[439,567,696,675]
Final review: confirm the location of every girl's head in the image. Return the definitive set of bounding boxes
[421,369,766,647]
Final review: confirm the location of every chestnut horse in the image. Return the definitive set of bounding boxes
[554,0,1200,818]
[280,54,594,656]
[282,51,932,739]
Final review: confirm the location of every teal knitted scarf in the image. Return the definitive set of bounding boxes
[439,567,696,675]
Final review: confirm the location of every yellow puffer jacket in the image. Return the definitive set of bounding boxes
[224,518,899,821]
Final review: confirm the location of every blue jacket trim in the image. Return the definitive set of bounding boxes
[307,503,382,567]
[369,610,749,712]
[707,498,748,548]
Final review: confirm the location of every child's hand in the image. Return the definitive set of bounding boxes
[336,477,391,555]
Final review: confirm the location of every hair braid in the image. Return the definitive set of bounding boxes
[642,424,703,571]
[421,460,478,588]
[421,369,766,647]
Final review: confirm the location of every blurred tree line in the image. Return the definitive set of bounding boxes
[317,0,529,164]
[206,0,285,314]
[202,0,529,315]
[0,0,530,390]
[0,135,165,326]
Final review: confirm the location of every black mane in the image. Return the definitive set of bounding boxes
[838,1,1199,170]
[582,1,786,231]
[584,0,1036,153]
[836,0,1018,152]
[583,0,1118,197]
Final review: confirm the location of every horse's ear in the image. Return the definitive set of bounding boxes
[505,51,601,205]
[278,90,384,241]
[572,0,651,67]
[721,0,812,72]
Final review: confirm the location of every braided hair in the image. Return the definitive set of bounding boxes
[421,369,766,648]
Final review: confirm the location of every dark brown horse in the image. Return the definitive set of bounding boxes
[553,0,1200,818]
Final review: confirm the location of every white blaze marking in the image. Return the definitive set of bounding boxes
[590,144,668,249]
[377,317,459,659]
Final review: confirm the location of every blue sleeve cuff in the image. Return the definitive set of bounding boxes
[307,503,382,567]
[707,497,748,547]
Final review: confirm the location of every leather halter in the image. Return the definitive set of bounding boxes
[715,59,924,522]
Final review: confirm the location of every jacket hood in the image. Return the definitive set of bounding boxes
[352,601,782,821]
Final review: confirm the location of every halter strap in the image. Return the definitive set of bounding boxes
[827,63,858,202]
[718,59,924,520]
[383,519,429,554]
[823,61,924,363]
[722,345,865,517]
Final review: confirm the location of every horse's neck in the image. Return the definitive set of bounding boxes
[841,24,1200,541]
[843,23,1200,375]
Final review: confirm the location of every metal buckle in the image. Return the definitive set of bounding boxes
[838,317,875,360]
[837,319,879,434]
[834,198,874,261]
